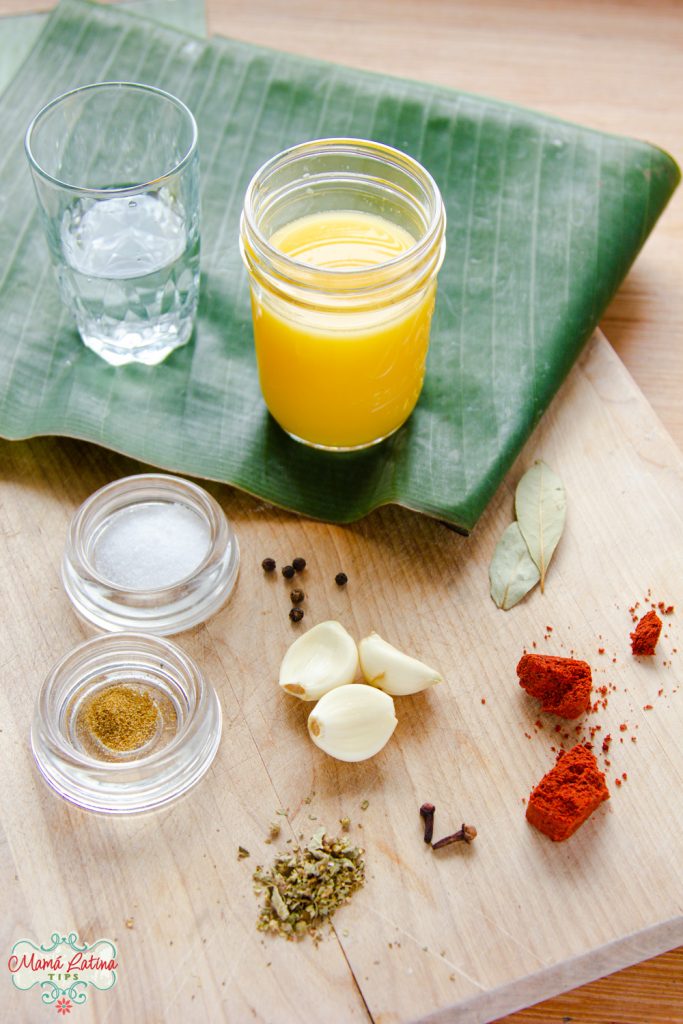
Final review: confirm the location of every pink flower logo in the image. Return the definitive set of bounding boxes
[55,997,72,1015]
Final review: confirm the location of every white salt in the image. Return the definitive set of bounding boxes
[93,502,211,590]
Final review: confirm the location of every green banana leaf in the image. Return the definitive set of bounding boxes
[0,16,46,95]
[0,0,678,529]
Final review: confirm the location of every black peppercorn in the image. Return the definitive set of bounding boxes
[289,607,304,622]
[334,572,348,587]
[290,588,305,604]
[261,557,276,573]
[282,565,295,579]
[292,557,306,572]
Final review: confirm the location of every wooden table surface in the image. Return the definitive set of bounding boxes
[1,1,682,1021]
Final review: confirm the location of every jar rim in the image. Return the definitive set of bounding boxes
[25,81,198,197]
[62,473,240,635]
[241,137,446,294]
[35,632,206,770]
[66,474,223,594]
[31,632,222,814]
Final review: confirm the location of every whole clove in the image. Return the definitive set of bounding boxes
[419,803,435,844]
[432,824,477,849]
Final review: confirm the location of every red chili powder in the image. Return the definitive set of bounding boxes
[526,745,609,842]
[517,654,592,719]
[631,610,662,656]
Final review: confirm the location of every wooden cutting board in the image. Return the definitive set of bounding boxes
[1,330,682,1023]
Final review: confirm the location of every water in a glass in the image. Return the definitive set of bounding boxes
[59,188,199,365]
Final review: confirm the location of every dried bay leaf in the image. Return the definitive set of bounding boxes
[489,522,541,610]
[515,461,566,591]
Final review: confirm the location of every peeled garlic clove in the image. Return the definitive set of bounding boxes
[279,620,359,701]
[307,684,397,762]
[358,632,442,696]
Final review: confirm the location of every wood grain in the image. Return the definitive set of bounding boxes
[2,332,682,1023]
[1,1,682,1021]
[203,7,683,1019]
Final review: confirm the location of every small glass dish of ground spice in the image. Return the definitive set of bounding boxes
[31,632,222,813]
[62,474,240,635]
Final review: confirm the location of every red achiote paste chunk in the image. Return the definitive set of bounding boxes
[630,610,662,656]
[526,745,609,842]
[517,653,592,719]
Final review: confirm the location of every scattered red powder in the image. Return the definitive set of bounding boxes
[589,684,610,716]
[526,745,609,841]
[657,602,675,616]
[631,611,662,656]
[519,608,676,798]
[517,654,592,719]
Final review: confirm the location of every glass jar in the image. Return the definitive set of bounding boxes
[31,633,222,814]
[61,473,239,635]
[240,138,446,451]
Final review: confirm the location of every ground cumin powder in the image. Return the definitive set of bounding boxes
[84,685,159,752]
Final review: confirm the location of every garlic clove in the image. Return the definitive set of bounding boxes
[279,620,359,701]
[307,684,397,762]
[358,632,442,696]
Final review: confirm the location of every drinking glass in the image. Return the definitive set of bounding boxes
[25,82,200,366]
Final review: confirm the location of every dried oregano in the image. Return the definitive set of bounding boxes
[252,828,365,941]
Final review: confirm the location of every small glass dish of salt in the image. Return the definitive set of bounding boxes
[62,473,239,634]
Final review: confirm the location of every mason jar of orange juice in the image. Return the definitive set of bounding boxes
[240,139,446,451]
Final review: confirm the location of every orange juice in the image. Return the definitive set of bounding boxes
[250,210,437,450]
